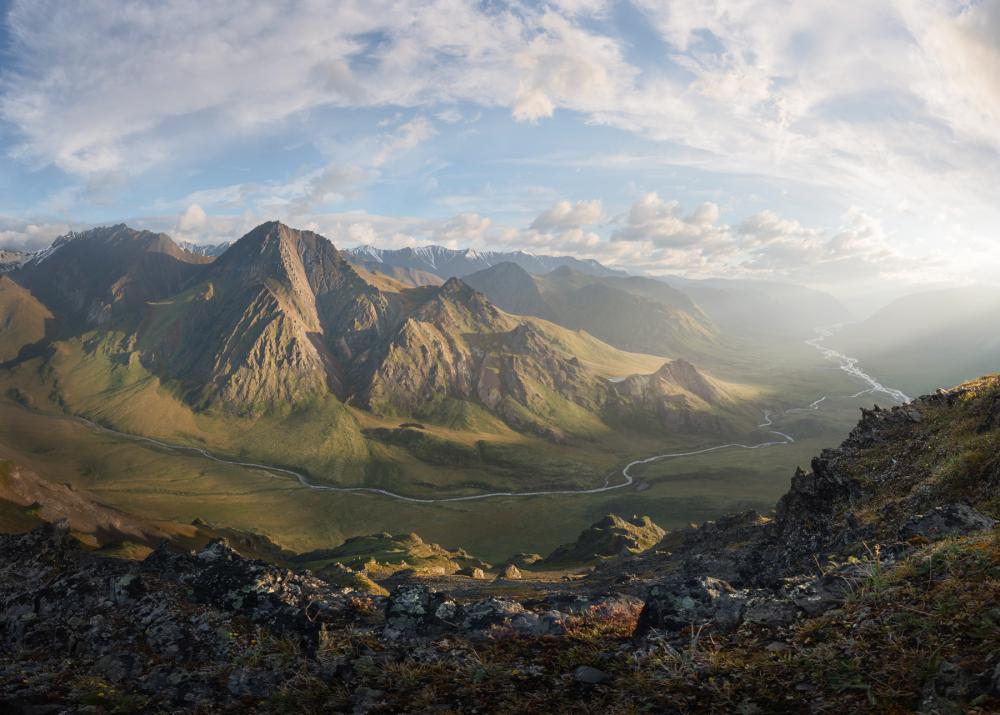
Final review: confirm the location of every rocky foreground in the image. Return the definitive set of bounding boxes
[3,379,1000,713]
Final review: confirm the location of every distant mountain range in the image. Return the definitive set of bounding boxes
[177,240,231,257]
[342,244,626,281]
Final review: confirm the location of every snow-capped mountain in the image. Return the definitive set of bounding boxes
[342,245,625,280]
[177,241,231,257]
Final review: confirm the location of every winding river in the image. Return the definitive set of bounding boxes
[77,328,909,503]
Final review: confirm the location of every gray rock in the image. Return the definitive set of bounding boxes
[744,598,799,627]
[634,576,747,637]
[227,667,279,698]
[384,585,456,636]
[900,503,997,540]
[110,573,144,603]
[921,660,975,706]
[457,597,525,633]
[573,665,611,684]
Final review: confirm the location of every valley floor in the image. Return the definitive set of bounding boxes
[0,330,906,561]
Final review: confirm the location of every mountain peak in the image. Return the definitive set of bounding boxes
[654,359,721,404]
[439,276,473,295]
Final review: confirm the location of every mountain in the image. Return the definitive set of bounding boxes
[831,285,1000,396]
[176,240,231,257]
[540,514,665,565]
[0,276,53,363]
[0,250,26,273]
[139,221,392,411]
[13,225,210,328]
[463,263,716,358]
[658,275,850,338]
[4,222,749,452]
[346,259,443,287]
[606,358,745,433]
[1,375,998,712]
[293,531,489,579]
[343,244,626,281]
[458,262,558,321]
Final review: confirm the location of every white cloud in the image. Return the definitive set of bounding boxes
[0,1,634,176]
[177,203,207,232]
[372,117,436,167]
[529,199,603,230]
[431,212,492,246]
[0,218,78,251]
[611,193,730,249]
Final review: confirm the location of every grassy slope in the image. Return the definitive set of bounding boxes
[0,276,53,362]
[0,343,857,562]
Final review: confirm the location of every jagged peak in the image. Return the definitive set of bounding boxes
[439,276,474,295]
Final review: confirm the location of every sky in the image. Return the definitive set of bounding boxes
[1,0,999,302]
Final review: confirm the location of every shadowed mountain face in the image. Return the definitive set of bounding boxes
[463,262,716,358]
[0,276,54,363]
[449,261,557,322]
[5,222,748,440]
[13,225,210,328]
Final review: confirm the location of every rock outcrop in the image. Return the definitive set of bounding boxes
[542,514,666,565]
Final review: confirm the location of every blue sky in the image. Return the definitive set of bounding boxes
[1,0,999,297]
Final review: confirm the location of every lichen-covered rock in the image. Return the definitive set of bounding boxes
[900,503,997,540]
[384,584,457,637]
[634,576,748,637]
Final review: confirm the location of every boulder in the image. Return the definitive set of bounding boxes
[495,564,522,580]
[743,598,799,628]
[634,576,748,638]
[900,503,997,540]
[573,665,612,684]
[384,584,456,636]
[456,566,487,579]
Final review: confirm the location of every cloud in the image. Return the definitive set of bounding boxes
[372,117,436,167]
[0,218,79,251]
[431,212,492,246]
[177,203,207,232]
[294,164,371,211]
[734,207,921,284]
[611,193,730,249]
[529,199,603,230]
[511,11,632,123]
[0,1,634,177]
